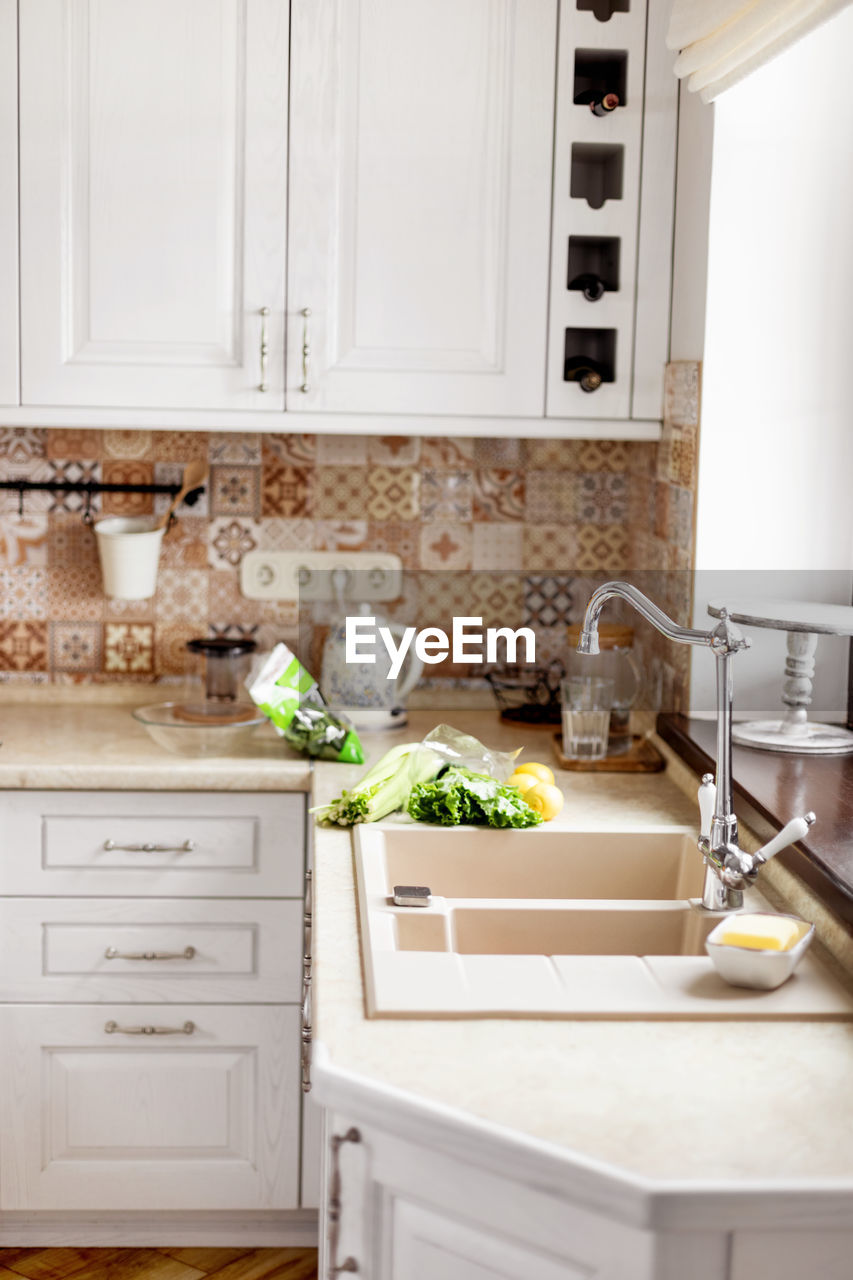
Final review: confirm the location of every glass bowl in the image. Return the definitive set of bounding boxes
[133,701,266,757]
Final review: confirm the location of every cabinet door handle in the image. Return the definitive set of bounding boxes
[104,1020,195,1036]
[301,980,312,1093]
[300,307,311,392]
[105,946,196,962]
[328,1127,361,1277]
[102,839,195,853]
[259,306,270,391]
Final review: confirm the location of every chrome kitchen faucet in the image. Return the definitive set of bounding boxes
[578,582,816,912]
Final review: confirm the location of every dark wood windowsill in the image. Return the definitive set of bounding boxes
[657,714,853,927]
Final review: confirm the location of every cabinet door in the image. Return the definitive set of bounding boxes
[19,0,288,410]
[0,1004,300,1210]
[288,0,556,417]
[0,0,18,405]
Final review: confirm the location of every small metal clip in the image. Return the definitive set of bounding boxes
[392,885,432,908]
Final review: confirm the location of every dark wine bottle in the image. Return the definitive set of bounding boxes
[564,356,604,392]
[568,272,606,302]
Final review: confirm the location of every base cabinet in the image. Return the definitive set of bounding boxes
[0,1005,300,1211]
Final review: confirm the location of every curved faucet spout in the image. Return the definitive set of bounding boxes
[579,581,720,654]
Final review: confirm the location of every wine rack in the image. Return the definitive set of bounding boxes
[547,0,677,422]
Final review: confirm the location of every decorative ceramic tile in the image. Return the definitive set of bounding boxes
[416,572,474,630]
[50,621,102,673]
[524,470,578,523]
[367,467,419,521]
[473,469,525,522]
[104,622,154,674]
[471,523,523,570]
[314,520,369,551]
[159,516,210,569]
[103,430,153,460]
[208,569,261,627]
[0,515,49,567]
[522,575,574,628]
[522,524,578,572]
[207,518,261,570]
[101,461,154,516]
[263,433,317,466]
[257,517,315,551]
[154,568,209,624]
[420,470,473,523]
[575,440,632,473]
[104,590,155,621]
[208,621,259,642]
[312,468,368,520]
[46,429,102,460]
[262,458,312,517]
[653,481,669,541]
[0,428,48,463]
[627,475,654,536]
[153,463,210,517]
[49,563,106,621]
[524,439,582,469]
[664,430,697,490]
[44,461,103,514]
[367,522,420,570]
[421,437,475,469]
[210,465,261,518]
[257,598,300,629]
[575,524,629,572]
[575,472,628,524]
[626,442,658,476]
[316,435,368,466]
[0,670,49,685]
[473,437,526,467]
[367,436,422,467]
[154,621,199,676]
[0,567,49,619]
[664,360,700,428]
[419,523,472,570]
[151,430,209,462]
[668,486,694,546]
[0,620,48,671]
[469,572,524,628]
[531,624,571,667]
[0,459,52,514]
[208,432,262,465]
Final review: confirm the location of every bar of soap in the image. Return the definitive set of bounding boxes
[717,914,801,952]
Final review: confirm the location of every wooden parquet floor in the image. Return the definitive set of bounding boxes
[0,1249,318,1280]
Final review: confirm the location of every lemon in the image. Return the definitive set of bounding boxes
[513,761,555,787]
[508,771,539,795]
[524,782,564,822]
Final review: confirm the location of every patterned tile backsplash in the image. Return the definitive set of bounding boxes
[0,364,700,706]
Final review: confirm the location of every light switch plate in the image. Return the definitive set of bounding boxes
[239,551,403,602]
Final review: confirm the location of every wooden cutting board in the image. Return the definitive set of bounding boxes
[552,732,665,772]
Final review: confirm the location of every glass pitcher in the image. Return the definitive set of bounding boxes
[566,623,641,755]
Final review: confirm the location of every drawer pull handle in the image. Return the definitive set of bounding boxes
[102,839,195,853]
[104,1020,195,1036]
[328,1127,361,1276]
[258,305,270,392]
[300,307,311,393]
[105,946,196,962]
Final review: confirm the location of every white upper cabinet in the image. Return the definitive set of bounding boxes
[18,0,288,410]
[0,0,18,406]
[287,0,557,418]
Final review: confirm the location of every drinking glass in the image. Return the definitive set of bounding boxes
[561,675,615,761]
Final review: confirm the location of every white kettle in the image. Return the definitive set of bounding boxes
[321,603,424,730]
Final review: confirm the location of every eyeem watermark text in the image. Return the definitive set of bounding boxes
[345,616,536,679]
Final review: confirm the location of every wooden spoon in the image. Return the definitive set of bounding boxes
[155,458,208,530]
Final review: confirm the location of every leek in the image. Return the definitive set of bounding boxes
[311,741,443,826]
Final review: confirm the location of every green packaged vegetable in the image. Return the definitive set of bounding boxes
[248,643,364,763]
[311,739,443,826]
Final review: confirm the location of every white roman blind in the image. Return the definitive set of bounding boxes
[667,0,853,100]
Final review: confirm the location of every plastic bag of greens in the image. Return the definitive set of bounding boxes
[311,723,521,826]
[247,643,364,763]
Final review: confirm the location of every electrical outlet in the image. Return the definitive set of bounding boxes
[239,551,403,602]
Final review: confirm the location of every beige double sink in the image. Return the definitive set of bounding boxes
[354,823,853,1020]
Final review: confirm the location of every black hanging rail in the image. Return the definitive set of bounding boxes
[0,478,206,519]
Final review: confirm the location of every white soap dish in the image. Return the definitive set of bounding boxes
[705,912,814,991]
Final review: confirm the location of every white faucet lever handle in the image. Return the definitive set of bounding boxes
[756,812,816,866]
[698,773,716,842]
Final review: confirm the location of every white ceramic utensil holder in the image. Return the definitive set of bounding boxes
[95,516,166,600]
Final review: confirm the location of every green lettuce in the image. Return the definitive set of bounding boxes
[407,766,542,829]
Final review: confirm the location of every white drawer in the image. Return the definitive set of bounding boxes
[0,790,304,896]
[0,898,303,1003]
[0,1004,300,1210]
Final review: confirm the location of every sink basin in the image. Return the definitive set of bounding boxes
[367,823,705,900]
[354,822,853,1021]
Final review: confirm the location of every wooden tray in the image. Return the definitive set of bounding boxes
[552,732,665,772]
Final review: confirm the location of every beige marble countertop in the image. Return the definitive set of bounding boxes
[0,686,310,790]
[311,711,853,1187]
